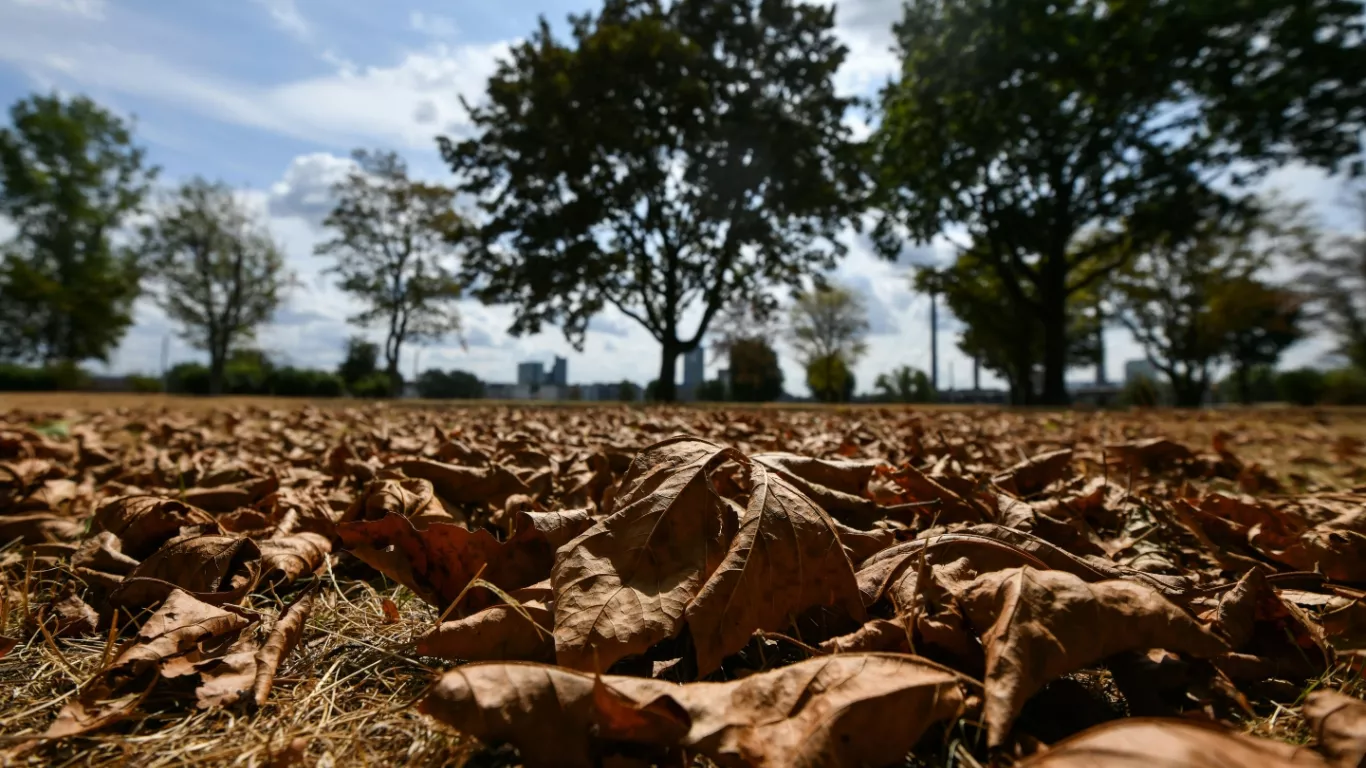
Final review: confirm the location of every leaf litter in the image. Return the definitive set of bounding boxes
[1,400,1366,766]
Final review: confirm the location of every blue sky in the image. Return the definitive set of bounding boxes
[0,0,1354,393]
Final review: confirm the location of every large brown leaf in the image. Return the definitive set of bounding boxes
[393,459,531,508]
[110,534,261,608]
[960,566,1229,746]
[418,661,686,767]
[686,461,864,673]
[419,654,965,768]
[1017,718,1328,767]
[674,653,965,767]
[43,590,253,740]
[92,495,217,560]
[1304,690,1366,768]
[551,436,738,671]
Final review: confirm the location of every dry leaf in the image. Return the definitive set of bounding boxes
[1017,718,1328,766]
[1304,690,1366,767]
[960,566,1229,746]
[418,583,554,662]
[686,461,864,673]
[551,436,739,671]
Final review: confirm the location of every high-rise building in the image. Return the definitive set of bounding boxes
[550,356,568,387]
[517,361,544,387]
[683,348,704,389]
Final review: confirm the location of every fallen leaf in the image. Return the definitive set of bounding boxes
[960,566,1229,746]
[1017,718,1328,766]
[337,512,503,610]
[992,448,1074,496]
[418,583,554,662]
[252,584,317,706]
[1304,690,1366,768]
[551,436,739,671]
[110,534,261,608]
[686,461,865,673]
[92,495,217,560]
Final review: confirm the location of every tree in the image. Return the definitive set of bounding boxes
[727,338,784,402]
[789,285,868,402]
[0,93,157,364]
[1210,278,1305,405]
[441,0,864,402]
[806,354,856,403]
[923,249,1098,404]
[875,365,934,403]
[1302,186,1366,370]
[1112,199,1312,406]
[337,336,380,389]
[415,369,485,399]
[141,178,289,395]
[316,149,466,397]
[872,0,1366,404]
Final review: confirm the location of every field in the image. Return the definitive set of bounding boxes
[2,395,1365,767]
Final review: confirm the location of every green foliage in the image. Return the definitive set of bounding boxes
[316,150,466,389]
[806,354,855,403]
[1322,368,1366,406]
[141,178,290,395]
[1114,200,1311,407]
[696,379,727,402]
[441,0,864,401]
[788,285,869,388]
[166,363,211,395]
[726,338,784,402]
[351,373,395,399]
[337,337,380,388]
[1215,366,1277,404]
[1301,187,1366,370]
[270,367,345,398]
[127,374,163,394]
[1276,368,1328,406]
[415,368,485,399]
[617,380,641,402]
[874,365,934,404]
[0,363,89,391]
[1119,376,1162,408]
[0,92,157,364]
[924,251,1097,405]
[872,0,1366,404]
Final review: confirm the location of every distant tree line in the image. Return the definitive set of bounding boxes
[2,0,1365,406]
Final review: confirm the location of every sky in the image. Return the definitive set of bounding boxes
[0,0,1356,394]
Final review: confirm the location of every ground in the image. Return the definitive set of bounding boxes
[1,395,1364,767]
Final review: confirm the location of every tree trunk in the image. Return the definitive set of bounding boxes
[209,351,225,397]
[1172,375,1206,408]
[1235,364,1252,405]
[656,340,679,403]
[1040,260,1070,406]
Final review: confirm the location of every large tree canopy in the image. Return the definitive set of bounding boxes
[441,0,865,401]
[873,0,1366,404]
[0,93,157,365]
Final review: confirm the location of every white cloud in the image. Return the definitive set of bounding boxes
[9,0,104,20]
[267,152,357,224]
[252,0,310,41]
[410,10,458,38]
[0,20,509,150]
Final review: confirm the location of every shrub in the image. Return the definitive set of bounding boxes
[1276,368,1327,406]
[1119,376,1161,408]
[1322,368,1366,405]
[127,374,163,393]
[0,363,93,391]
[166,363,211,395]
[696,379,728,401]
[270,367,345,398]
[350,372,395,399]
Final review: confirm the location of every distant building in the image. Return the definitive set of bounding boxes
[517,361,544,387]
[485,383,516,400]
[1124,359,1159,384]
[680,348,705,400]
[549,356,568,387]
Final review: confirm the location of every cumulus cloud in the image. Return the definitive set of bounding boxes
[587,314,631,338]
[267,152,355,224]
